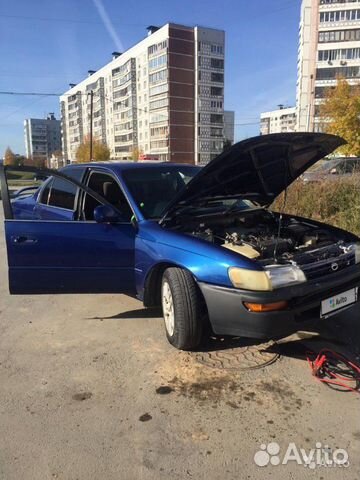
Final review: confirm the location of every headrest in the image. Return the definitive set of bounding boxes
[103,181,120,204]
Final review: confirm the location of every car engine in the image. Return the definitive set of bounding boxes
[171,208,357,275]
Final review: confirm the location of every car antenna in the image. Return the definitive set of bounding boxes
[273,148,291,262]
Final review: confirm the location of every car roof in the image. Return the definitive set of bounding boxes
[63,161,197,171]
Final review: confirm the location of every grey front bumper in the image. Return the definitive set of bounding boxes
[198,264,360,339]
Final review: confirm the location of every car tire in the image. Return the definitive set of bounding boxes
[161,267,204,350]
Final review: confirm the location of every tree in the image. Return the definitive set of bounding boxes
[52,150,63,160]
[75,136,110,163]
[222,138,232,152]
[131,146,143,162]
[4,147,16,166]
[319,77,360,156]
[32,156,46,168]
[13,155,26,167]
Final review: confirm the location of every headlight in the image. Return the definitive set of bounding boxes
[228,265,307,291]
[264,265,307,289]
[228,268,271,291]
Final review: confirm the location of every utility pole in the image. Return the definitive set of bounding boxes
[89,90,94,161]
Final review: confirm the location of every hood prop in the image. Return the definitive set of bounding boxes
[273,146,292,262]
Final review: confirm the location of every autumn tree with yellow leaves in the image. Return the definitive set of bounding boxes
[319,77,360,156]
[75,136,110,163]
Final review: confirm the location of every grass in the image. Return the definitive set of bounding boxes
[6,171,35,181]
[272,174,360,237]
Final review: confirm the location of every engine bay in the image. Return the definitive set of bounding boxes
[169,208,356,270]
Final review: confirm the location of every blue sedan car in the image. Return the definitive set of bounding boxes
[1,133,360,350]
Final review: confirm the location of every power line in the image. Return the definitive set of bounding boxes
[0,13,146,26]
[0,94,55,126]
[0,90,259,126]
[0,91,61,97]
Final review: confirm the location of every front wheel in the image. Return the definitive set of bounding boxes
[161,267,204,350]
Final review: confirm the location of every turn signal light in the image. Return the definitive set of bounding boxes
[243,301,288,312]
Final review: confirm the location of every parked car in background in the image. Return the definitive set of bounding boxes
[302,157,360,183]
[1,133,360,350]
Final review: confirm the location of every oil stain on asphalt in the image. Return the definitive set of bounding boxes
[155,386,174,395]
[72,392,92,401]
[139,413,152,422]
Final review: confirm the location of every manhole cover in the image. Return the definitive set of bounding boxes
[192,337,279,371]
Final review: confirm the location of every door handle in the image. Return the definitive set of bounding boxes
[12,236,38,244]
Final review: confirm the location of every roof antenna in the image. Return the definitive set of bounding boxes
[273,147,290,262]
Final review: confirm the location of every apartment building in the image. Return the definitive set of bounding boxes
[296,0,360,132]
[260,106,296,135]
[224,110,235,144]
[60,23,225,164]
[24,113,61,161]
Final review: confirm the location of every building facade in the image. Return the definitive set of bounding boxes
[24,113,61,162]
[60,23,226,164]
[260,106,296,135]
[224,110,235,144]
[296,0,360,132]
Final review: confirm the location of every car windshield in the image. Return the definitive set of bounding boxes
[122,165,201,219]
[122,165,258,219]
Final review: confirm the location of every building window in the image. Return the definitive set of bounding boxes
[320,0,360,4]
[149,54,167,70]
[316,65,360,79]
[150,125,168,137]
[211,72,224,83]
[211,86,223,96]
[150,111,168,123]
[210,114,223,124]
[149,83,168,96]
[319,28,360,43]
[149,69,168,85]
[210,127,223,137]
[148,40,168,56]
[211,58,224,69]
[149,97,168,110]
[210,100,223,108]
[318,48,360,61]
[210,44,223,54]
[150,139,168,149]
[320,9,360,23]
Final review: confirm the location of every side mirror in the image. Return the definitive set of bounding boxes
[330,167,338,175]
[94,204,122,223]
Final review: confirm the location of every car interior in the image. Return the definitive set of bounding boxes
[82,171,133,221]
[123,170,187,218]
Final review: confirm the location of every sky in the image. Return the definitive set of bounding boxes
[0,0,301,156]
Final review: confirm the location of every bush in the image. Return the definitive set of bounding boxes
[272,175,360,236]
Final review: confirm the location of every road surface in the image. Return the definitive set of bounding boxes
[0,207,359,479]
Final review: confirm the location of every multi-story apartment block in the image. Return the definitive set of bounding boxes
[60,23,225,164]
[260,106,296,135]
[296,0,360,132]
[24,113,61,162]
[224,110,235,144]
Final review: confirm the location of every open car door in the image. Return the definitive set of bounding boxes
[0,165,136,294]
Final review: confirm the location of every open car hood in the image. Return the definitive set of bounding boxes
[160,132,345,221]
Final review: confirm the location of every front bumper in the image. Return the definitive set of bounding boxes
[198,264,360,339]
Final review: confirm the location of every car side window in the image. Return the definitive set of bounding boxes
[39,178,52,205]
[48,178,78,210]
[83,171,133,222]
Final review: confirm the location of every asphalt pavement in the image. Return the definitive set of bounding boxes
[0,207,359,479]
